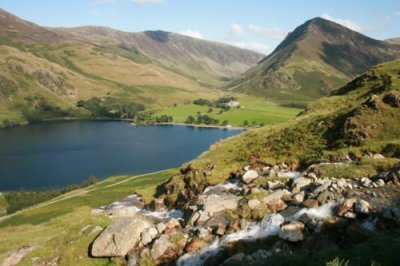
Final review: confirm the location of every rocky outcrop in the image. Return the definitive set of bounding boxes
[91,215,153,257]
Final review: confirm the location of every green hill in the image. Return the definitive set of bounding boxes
[0,8,263,127]
[230,17,400,105]
[182,59,400,184]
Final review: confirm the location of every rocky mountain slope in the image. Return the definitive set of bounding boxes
[0,8,263,127]
[230,17,400,104]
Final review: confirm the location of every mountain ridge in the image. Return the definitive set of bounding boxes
[230,17,400,103]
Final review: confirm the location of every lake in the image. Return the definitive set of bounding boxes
[0,121,242,191]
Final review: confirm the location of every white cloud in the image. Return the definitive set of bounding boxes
[320,13,363,32]
[179,29,203,39]
[248,24,287,41]
[130,0,165,5]
[231,41,271,54]
[229,23,244,38]
[395,10,400,16]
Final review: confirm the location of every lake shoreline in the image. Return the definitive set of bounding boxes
[1,118,246,130]
[150,122,245,130]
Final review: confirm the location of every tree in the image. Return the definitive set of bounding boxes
[185,115,195,124]
[221,120,229,126]
[243,120,249,127]
[207,107,213,113]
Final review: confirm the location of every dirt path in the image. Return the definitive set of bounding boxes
[0,169,169,222]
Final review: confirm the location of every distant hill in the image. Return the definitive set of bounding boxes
[230,17,400,104]
[0,8,263,127]
[385,38,400,45]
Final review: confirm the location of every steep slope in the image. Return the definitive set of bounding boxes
[58,26,264,85]
[0,8,263,127]
[230,17,400,104]
[184,59,400,183]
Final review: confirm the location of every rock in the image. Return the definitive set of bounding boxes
[185,237,210,253]
[1,246,39,266]
[293,191,305,204]
[355,199,370,215]
[156,223,166,234]
[360,177,371,187]
[141,231,153,246]
[107,206,141,218]
[91,216,153,257]
[242,170,259,184]
[203,194,241,214]
[216,222,227,236]
[267,199,288,212]
[197,227,211,239]
[267,180,284,190]
[291,177,312,193]
[303,199,319,209]
[337,198,357,216]
[127,252,139,266]
[248,199,262,210]
[141,227,158,246]
[196,211,211,225]
[151,198,167,211]
[372,154,385,159]
[344,212,357,219]
[262,189,291,205]
[312,180,332,195]
[375,179,385,187]
[151,233,188,262]
[317,191,335,204]
[166,218,181,229]
[279,221,305,242]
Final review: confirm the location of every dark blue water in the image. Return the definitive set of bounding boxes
[0,121,241,191]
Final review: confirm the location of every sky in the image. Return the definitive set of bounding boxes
[1,0,400,55]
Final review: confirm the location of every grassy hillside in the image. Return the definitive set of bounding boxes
[153,96,301,127]
[230,17,400,104]
[174,60,400,184]
[0,169,177,265]
[0,8,263,127]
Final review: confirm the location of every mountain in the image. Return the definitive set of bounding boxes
[230,17,400,104]
[0,8,263,127]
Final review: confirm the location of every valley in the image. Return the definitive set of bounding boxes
[0,3,400,266]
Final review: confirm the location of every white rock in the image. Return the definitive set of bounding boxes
[248,199,262,210]
[279,221,304,242]
[355,199,370,215]
[242,170,259,184]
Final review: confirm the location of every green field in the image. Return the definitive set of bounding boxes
[0,169,176,265]
[153,96,302,127]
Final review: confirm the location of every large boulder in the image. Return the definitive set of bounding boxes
[203,194,241,214]
[242,170,259,184]
[279,221,305,242]
[91,215,153,257]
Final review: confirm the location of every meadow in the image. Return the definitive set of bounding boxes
[153,96,302,127]
[0,169,177,265]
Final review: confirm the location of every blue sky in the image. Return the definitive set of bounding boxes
[1,0,400,54]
